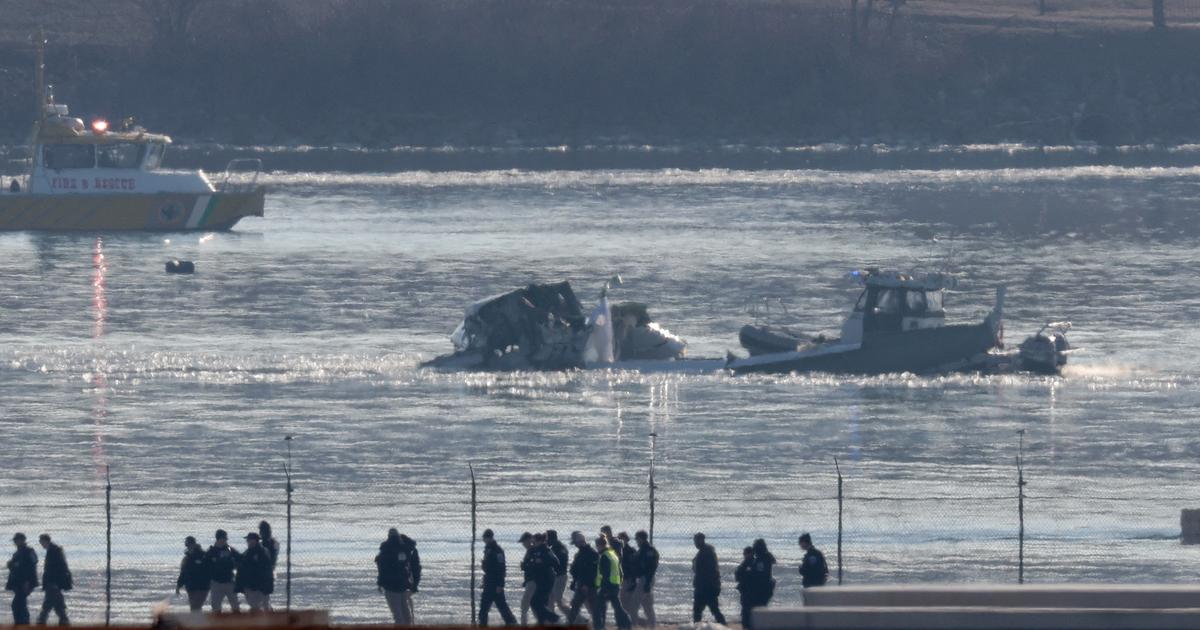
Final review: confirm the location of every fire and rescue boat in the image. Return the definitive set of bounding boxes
[0,35,264,231]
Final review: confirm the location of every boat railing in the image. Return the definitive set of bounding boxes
[217,158,263,193]
[749,296,793,326]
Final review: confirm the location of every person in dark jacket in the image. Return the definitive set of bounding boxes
[236,532,274,612]
[176,536,211,612]
[634,530,659,627]
[797,533,828,588]
[691,532,725,624]
[734,547,754,630]
[615,532,640,624]
[258,521,280,570]
[520,533,560,625]
[376,529,417,625]
[593,536,631,630]
[745,539,777,628]
[516,532,535,624]
[6,533,37,625]
[36,534,70,625]
[400,535,421,623]
[566,531,596,627]
[546,530,570,617]
[205,529,241,612]
[478,529,516,626]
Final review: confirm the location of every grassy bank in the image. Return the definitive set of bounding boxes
[2,0,1199,147]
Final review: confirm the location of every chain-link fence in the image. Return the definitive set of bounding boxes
[2,439,1196,627]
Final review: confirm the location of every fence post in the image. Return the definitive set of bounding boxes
[834,457,843,585]
[105,465,111,626]
[284,436,294,611]
[649,432,657,544]
[470,464,477,626]
[1017,429,1026,585]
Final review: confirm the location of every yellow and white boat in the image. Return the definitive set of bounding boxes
[0,36,264,231]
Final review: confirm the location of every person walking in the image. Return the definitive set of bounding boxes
[566,531,597,628]
[745,539,777,629]
[376,529,417,625]
[593,536,631,630]
[546,530,571,618]
[399,534,421,624]
[205,529,241,613]
[236,532,274,612]
[6,533,37,625]
[516,532,535,624]
[521,533,561,625]
[615,533,640,624]
[797,533,828,588]
[36,534,71,625]
[691,533,726,624]
[176,536,211,612]
[633,530,658,627]
[258,522,280,570]
[734,547,754,630]
[478,529,517,626]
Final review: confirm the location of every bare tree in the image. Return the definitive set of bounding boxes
[1152,0,1165,28]
[861,0,876,35]
[885,0,907,36]
[131,0,209,49]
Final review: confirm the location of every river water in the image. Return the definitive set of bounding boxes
[2,148,1200,623]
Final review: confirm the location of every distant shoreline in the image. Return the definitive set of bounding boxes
[7,141,1200,175]
[2,1,1198,150]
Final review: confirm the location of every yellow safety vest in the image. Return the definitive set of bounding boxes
[595,548,622,588]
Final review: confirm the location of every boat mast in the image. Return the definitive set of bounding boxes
[28,29,47,184]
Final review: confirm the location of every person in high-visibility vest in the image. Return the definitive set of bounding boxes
[593,536,632,630]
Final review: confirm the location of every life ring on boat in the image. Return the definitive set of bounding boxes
[165,259,195,274]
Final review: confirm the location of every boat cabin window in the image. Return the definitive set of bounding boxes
[926,289,944,313]
[905,289,927,313]
[874,289,899,314]
[42,144,94,169]
[97,143,143,169]
[143,143,165,170]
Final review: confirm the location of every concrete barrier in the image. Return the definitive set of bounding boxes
[754,605,1200,630]
[799,584,1200,609]
[1181,509,1200,544]
[753,584,1200,630]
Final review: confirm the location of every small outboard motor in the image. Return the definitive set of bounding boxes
[1018,322,1071,374]
[165,259,195,274]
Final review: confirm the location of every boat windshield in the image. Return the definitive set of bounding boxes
[875,289,899,314]
[905,289,927,313]
[97,143,144,169]
[143,143,166,170]
[43,144,94,169]
[853,290,867,312]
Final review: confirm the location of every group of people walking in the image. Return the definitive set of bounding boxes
[732,534,828,629]
[9,523,825,627]
[466,527,827,629]
[6,533,71,626]
[175,521,281,613]
[471,526,659,630]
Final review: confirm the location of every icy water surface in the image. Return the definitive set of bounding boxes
[2,160,1200,622]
